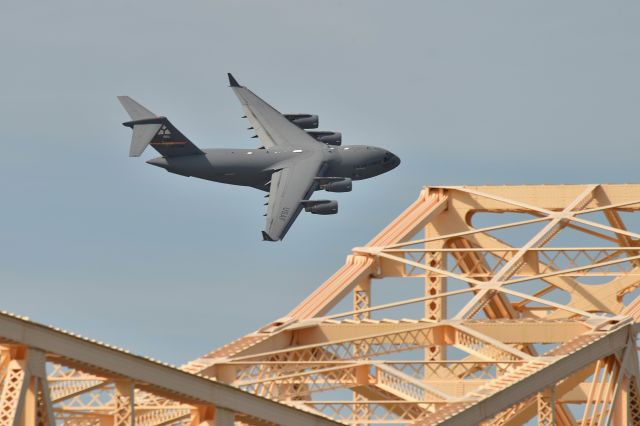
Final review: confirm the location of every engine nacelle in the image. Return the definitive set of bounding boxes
[307,131,342,146]
[284,114,319,129]
[302,200,338,215]
[323,178,352,193]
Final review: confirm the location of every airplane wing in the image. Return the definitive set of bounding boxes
[263,151,325,241]
[228,73,321,150]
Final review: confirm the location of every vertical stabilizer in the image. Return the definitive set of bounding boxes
[117,96,203,157]
[117,96,156,120]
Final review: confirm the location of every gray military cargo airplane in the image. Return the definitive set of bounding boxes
[118,74,400,241]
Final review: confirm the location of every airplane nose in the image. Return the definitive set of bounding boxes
[385,151,401,169]
[146,157,169,169]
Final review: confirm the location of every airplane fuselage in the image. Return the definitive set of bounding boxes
[120,74,402,241]
[147,144,400,191]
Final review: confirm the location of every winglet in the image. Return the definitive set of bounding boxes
[228,73,240,87]
[262,231,277,242]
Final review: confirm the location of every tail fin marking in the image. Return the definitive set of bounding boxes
[118,96,203,157]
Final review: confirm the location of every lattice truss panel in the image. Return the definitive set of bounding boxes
[0,350,246,426]
[5,184,640,425]
[0,339,342,426]
[179,184,640,425]
[0,322,338,425]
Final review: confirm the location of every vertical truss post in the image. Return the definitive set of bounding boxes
[214,407,235,426]
[0,350,10,395]
[0,348,28,426]
[353,277,371,425]
[22,349,54,426]
[424,251,446,324]
[0,347,54,426]
[620,332,640,426]
[353,278,371,321]
[113,379,134,426]
[190,405,215,425]
[629,377,640,425]
[353,394,368,426]
[537,386,556,426]
[425,222,446,362]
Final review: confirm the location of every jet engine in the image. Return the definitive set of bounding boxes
[307,131,342,146]
[302,200,338,215]
[284,114,319,129]
[323,178,352,192]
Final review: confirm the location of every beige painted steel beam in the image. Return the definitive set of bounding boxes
[184,184,640,426]
[0,312,339,426]
[21,184,640,426]
[421,324,633,425]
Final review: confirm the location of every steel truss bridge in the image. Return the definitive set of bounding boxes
[3,184,640,425]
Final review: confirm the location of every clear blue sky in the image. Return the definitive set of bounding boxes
[1,1,639,365]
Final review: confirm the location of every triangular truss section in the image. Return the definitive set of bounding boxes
[9,184,640,425]
[184,184,640,425]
